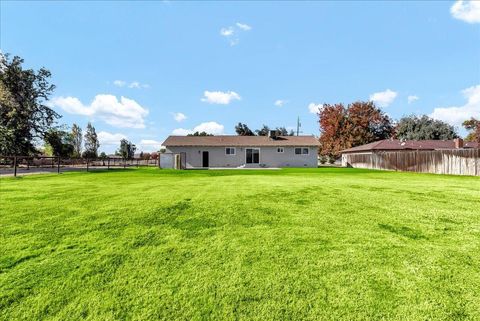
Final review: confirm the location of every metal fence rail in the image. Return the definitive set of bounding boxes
[0,156,161,177]
[344,149,480,176]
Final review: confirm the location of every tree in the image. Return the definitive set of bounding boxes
[463,118,480,142]
[395,115,458,140]
[318,103,350,158]
[71,123,82,158]
[117,139,136,160]
[83,122,99,158]
[274,127,294,136]
[235,123,255,136]
[0,54,60,155]
[318,101,394,158]
[44,129,74,157]
[187,131,213,136]
[348,101,394,146]
[0,82,19,155]
[99,152,107,166]
[256,125,270,136]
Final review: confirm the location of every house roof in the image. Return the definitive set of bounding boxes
[163,135,320,147]
[341,139,479,153]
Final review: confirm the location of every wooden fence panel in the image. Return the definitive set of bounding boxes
[345,149,479,176]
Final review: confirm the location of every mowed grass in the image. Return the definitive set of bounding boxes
[1,168,479,321]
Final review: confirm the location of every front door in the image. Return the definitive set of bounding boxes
[246,148,260,164]
[202,151,209,167]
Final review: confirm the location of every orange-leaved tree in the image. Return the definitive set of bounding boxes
[318,101,393,158]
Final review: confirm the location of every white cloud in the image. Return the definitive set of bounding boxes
[274,99,287,107]
[172,112,187,122]
[220,27,234,37]
[172,121,225,136]
[201,90,241,105]
[308,103,323,114]
[129,81,150,89]
[138,139,163,152]
[430,85,480,126]
[113,80,126,87]
[220,22,251,46]
[113,80,149,89]
[51,94,149,128]
[236,22,252,31]
[451,1,480,23]
[408,95,419,104]
[369,89,398,107]
[98,131,127,145]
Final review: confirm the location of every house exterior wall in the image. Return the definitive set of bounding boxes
[165,146,318,168]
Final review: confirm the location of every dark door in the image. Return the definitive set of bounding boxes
[202,151,209,167]
[246,149,260,164]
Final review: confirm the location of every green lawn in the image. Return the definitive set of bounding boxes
[1,168,479,321]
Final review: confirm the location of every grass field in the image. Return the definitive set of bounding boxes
[1,168,479,320]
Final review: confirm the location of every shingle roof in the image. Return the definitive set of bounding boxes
[341,139,479,153]
[163,135,320,147]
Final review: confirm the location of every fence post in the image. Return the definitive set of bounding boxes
[13,156,17,177]
[86,158,89,172]
[123,159,126,169]
[57,156,60,174]
[107,158,110,170]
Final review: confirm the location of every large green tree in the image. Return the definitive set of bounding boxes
[0,54,60,155]
[274,127,295,136]
[71,123,82,157]
[395,115,458,140]
[255,125,270,136]
[117,139,136,160]
[83,122,99,158]
[235,123,255,136]
[462,118,480,143]
[44,129,75,157]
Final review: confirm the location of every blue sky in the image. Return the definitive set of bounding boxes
[1,1,479,153]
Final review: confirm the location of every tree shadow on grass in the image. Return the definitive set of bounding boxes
[378,223,427,240]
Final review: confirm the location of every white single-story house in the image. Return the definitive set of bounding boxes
[162,132,320,168]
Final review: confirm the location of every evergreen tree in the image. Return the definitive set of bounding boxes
[71,123,82,157]
[83,122,99,158]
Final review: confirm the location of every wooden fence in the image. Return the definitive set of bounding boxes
[343,149,480,176]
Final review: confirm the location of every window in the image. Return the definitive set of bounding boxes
[295,147,309,155]
[225,147,236,155]
[277,147,284,153]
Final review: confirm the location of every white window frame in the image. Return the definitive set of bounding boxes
[276,147,284,153]
[295,147,309,155]
[225,147,236,155]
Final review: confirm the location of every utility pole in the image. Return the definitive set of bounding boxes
[296,116,301,136]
